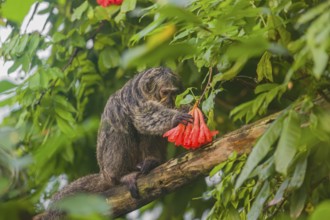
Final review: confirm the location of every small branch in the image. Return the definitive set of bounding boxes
[24,2,40,34]
[196,67,214,106]
[61,47,80,72]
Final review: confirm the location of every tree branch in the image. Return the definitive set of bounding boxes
[103,112,280,217]
[104,96,330,217]
[34,96,329,219]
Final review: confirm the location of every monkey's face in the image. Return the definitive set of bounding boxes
[159,86,180,108]
[140,67,183,108]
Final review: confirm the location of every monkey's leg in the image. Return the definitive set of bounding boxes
[137,136,167,175]
[99,129,141,198]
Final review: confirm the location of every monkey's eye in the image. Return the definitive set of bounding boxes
[160,89,170,97]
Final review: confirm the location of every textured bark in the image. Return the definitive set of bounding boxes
[104,112,281,217]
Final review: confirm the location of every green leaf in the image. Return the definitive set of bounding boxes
[178,94,194,105]
[0,80,16,94]
[120,0,136,13]
[257,52,273,82]
[2,34,19,56]
[297,1,330,25]
[53,194,110,216]
[310,201,330,220]
[311,47,328,79]
[28,72,41,91]
[56,116,75,137]
[21,54,30,73]
[28,69,51,90]
[288,155,307,189]
[235,114,285,189]
[129,18,165,46]
[274,111,301,176]
[15,34,30,56]
[0,178,10,196]
[8,59,22,74]
[94,5,120,21]
[247,181,270,220]
[0,95,15,108]
[289,187,306,219]
[71,1,89,21]
[159,5,202,25]
[1,0,36,24]
[202,89,222,114]
[209,161,226,177]
[53,32,66,43]
[55,107,76,123]
[249,157,274,181]
[122,43,196,68]
[254,83,278,94]
[211,57,247,85]
[54,96,76,113]
[268,179,289,206]
[62,144,74,163]
[98,48,120,71]
[27,33,40,56]
[71,32,85,48]
[229,100,253,122]
[227,35,269,60]
[175,88,193,107]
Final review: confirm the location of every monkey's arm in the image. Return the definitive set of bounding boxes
[132,101,192,135]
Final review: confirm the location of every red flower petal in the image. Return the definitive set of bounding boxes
[198,126,206,144]
[97,0,108,7]
[97,0,123,7]
[174,125,185,146]
[183,123,192,146]
[189,108,200,147]
[196,107,218,144]
[163,106,218,150]
[113,0,123,5]
[163,128,176,138]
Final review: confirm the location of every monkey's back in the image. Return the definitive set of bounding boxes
[96,71,168,182]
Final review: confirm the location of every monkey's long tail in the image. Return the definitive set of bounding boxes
[35,173,113,220]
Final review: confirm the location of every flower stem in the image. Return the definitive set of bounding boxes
[195,67,213,107]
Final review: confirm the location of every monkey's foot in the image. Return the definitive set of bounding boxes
[120,172,140,199]
[137,158,160,175]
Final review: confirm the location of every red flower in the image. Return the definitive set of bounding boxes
[163,106,218,150]
[97,0,123,7]
[188,108,200,148]
[196,107,218,143]
[183,123,193,148]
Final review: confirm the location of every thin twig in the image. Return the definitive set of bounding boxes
[196,67,213,107]
[61,48,80,72]
[24,2,40,34]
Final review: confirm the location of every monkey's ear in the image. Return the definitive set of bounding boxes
[140,74,157,95]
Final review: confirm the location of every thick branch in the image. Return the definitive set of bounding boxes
[104,112,280,217]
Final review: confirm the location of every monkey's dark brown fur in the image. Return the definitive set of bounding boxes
[42,67,192,219]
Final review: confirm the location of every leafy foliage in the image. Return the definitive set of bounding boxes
[0,0,330,219]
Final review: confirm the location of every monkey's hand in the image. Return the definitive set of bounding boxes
[132,101,193,135]
[172,112,193,127]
